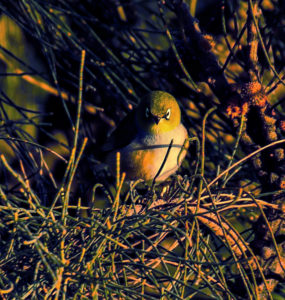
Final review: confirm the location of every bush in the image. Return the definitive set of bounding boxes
[0,0,284,298]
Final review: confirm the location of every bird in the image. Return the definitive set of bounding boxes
[102,91,188,182]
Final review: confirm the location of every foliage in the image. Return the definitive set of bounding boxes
[0,0,284,298]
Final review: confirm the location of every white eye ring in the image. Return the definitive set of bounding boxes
[145,107,150,118]
[165,108,171,120]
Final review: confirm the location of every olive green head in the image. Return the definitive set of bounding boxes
[136,91,181,134]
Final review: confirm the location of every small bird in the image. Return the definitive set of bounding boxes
[103,91,188,182]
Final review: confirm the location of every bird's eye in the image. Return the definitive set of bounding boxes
[145,107,150,118]
[165,108,171,120]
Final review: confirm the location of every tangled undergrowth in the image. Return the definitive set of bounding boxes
[0,0,284,299]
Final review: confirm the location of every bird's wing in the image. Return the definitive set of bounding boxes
[101,110,138,152]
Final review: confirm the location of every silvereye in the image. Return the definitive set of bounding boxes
[103,91,188,182]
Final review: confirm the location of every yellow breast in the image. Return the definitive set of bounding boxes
[106,124,188,182]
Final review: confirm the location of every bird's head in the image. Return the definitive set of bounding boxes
[136,91,181,134]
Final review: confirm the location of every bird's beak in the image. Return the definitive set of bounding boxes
[153,115,161,124]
